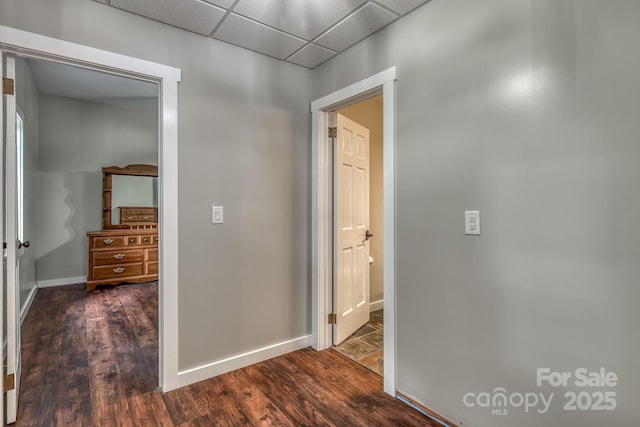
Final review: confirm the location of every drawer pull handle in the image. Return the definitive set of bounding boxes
[103,239,114,245]
[113,267,125,274]
[113,254,126,260]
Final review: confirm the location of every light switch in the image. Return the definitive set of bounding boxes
[465,211,480,235]
[212,205,224,224]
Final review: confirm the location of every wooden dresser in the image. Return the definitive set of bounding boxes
[86,228,158,291]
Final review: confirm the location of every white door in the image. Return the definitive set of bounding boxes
[2,52,22,424]
[333,113,371,345]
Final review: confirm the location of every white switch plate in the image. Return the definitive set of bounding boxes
[465,211,480,235]
[212,205,224,224]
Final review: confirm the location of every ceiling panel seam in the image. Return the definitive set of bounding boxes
[208,0,241,37]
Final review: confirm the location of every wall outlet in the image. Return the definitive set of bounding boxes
[465,211,480,235]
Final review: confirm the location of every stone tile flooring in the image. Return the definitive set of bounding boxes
[332,309,383,376]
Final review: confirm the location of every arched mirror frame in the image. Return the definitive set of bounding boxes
[102,164,158,230]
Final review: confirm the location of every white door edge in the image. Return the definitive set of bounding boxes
[311,66,397,396]
[5,53,20,423]
[0,51,6,424]
[0,25,181,392]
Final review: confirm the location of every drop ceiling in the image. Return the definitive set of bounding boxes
[92,0,431,68]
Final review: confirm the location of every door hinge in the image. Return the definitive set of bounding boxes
[328,313,337,324]
[3,78,14,95]
[4,374,15,392]
[328,127,337,138]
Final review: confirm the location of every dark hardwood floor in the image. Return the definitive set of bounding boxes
[17,282,436,426]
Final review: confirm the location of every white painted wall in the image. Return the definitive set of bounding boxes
[0,0,312,374]
[314,1,640,426]
[36,94,158,282]
[339,96,384,305]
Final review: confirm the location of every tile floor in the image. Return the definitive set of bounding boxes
[332,309,383,376]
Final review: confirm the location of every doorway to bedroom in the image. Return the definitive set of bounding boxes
[6,54,161,423]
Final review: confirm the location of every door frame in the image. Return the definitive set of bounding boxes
[0,25,181,392]
[311,66,397,395]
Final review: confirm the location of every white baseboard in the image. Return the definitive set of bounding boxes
[37,276,86,288]
[178,335,312,388]
[397,391,462,427]
[20,285,38,325]
[370,299,384,312]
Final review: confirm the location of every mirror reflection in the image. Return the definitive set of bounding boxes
[111,175,158,224]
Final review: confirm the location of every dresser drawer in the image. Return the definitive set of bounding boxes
[93,249,144,266]
[140,235,155,245]
[125,236,139,245]
[92,236,124,248]
[120,207,157,224]
[92,264,144,281]
[123,207,155,215]
[147,262,158,275]
[123,234,156,245]
[147,248,158,262]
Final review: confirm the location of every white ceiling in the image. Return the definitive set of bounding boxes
[93,0,431,68]
[27,58,158,103]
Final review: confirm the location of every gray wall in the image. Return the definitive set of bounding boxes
[339,96,384,305]
[0,0,312,372]
[10,1,638,426]
[15,57,38,313]
[36,94,158,282]
[314,1,640,426]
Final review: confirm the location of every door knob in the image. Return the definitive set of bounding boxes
[18,240,30,249]
[365,230,373,241]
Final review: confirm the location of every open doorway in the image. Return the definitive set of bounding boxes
[1,28,180,425]
[311,66,397,395]
[331,95,384,376]
[9,55,160,423]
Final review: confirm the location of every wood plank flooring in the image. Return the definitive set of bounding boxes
[17,282,437,426]
[18,282,159,426]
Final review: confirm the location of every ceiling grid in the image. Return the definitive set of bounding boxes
[94,0,431,68]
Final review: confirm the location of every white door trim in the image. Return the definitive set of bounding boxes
[311,66,397,395]
[0,25,181,392]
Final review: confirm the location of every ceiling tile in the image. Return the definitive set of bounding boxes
[213,13,307,60]
[111,0,226,36]
[234,0,367,40]
[202,0,236,9]
[287,44,337,69]
[315,2,397,52]
[372,0,430,15]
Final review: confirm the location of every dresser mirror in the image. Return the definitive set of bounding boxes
[102,164,158,230]
[111,175,158,224]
